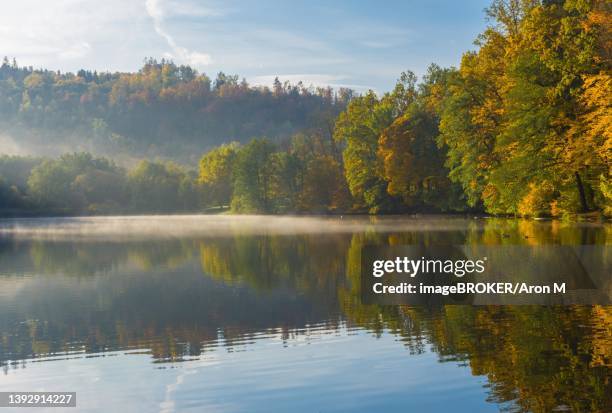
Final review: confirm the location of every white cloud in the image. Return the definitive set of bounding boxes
[0,0,215,71]
[145,0,212,67]
[0,0,148,68]
[162,0,228,18]
[0,0,433,92]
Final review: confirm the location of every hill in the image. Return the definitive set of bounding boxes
[0,58,351,164]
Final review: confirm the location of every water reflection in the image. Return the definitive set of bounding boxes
[0,216,610,412]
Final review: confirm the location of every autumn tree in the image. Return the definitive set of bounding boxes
[379,65,464,211]
[439,0,610,216]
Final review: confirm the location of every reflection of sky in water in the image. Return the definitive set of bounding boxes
[1,327,498,413]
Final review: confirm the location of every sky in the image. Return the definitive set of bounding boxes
[0,0,491,93]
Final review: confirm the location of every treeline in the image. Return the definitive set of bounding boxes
[0,0,610,217]
[0,57,350,162]
[0,138,347,215]
[434,0,610,217]
[201,0,611,217]
[197,70,467,214]
[329,0,610,217]
[0,153,201,214]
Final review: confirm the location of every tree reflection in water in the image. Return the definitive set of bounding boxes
[0,217,609,412]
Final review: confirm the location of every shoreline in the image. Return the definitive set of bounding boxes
[0,210,608,223]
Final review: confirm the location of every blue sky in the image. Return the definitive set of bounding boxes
[0,0,491,92]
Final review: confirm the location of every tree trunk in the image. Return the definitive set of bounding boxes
[575,172,588,213]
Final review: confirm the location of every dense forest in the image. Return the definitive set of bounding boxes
[0,57,350,162]
[0,0,609,217]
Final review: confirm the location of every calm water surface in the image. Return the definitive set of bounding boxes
[0,216,610,412]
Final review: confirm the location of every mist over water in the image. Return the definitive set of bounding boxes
[0,214,501,240]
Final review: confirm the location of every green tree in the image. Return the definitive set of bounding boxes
[300,154,347,212]
[127,160,199,212]
[0,176,24,209]
[27,152,125,213]
[437,38,505,209]
[266,151,302,213]
[231,138,276,213]
[334,92,391,213]
[0,155,42,190]
[198,142,239,208]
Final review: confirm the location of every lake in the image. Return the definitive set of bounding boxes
[0,215,610,412]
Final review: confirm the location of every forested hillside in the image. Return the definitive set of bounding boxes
[0,0,609,217]
[0,57,351,162]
